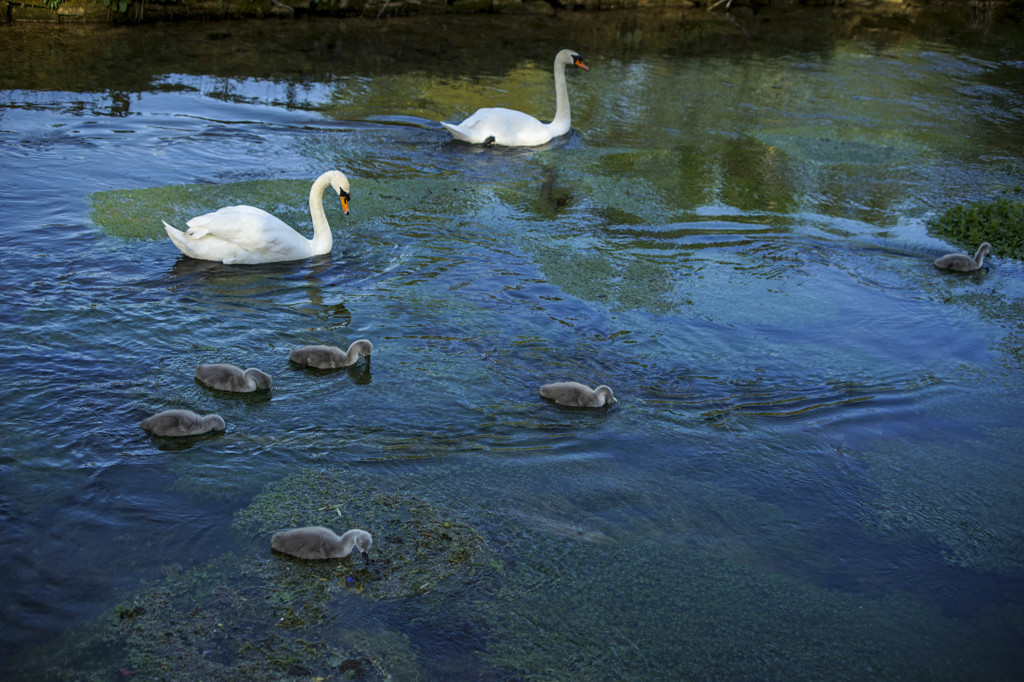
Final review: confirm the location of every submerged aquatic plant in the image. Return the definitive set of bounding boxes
[233,467,493,601]
[89,176,474,241]
[10,467,496,680]
[927,198,1024,260]
[17,552,423,681]
[90,179,314,241]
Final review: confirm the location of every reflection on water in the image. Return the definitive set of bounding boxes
[2,5,1024,680]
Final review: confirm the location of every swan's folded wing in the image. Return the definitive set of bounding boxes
[185,205,292,251]
[448,107,549,146]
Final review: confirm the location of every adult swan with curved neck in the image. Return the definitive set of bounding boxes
[442,49,589,147]
[161,170,351,265]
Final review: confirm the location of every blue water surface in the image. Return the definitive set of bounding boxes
[1,8,1023,680]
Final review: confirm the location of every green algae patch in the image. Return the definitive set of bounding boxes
[89,175,477,241]
[233,468,494,601]
[927,198,1024,260]
[90,179,314,241]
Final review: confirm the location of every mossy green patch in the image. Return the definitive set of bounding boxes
[233,468,493,601]
[89,179,312,241]
[927,198,1024,260]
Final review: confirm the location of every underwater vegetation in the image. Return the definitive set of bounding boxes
[9,468,496,680]
[89,176,477,242]
[233,468,495,601]
[19,550,425,681]
[7,462,1023,680]
[927,198,1024,260]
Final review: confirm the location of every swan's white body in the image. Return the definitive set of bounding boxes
[442,49,588,147]
[934,242,992,271]
[540,381,617,408]
[289,339,373,369]
[195,363,272,393]
[162,170,350,265]
[271,526,373,563]
[140,409,225,437]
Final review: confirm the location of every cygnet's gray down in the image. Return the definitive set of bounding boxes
[934,242,992,271]
[539,381,617,407]
[195,363,272,392]
[289,339,373,369]
[140,409,226,437]
[271,526,373,564]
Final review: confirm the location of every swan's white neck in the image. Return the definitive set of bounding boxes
[308,172,336,254]
[547,57,573,137]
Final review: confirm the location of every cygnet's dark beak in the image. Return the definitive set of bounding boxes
[361,550,370,566]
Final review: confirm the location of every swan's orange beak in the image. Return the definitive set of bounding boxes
[574,57,589,71]
[340,195,350,215]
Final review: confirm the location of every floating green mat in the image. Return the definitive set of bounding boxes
[89,175,480,241]
[928,198,1024,260]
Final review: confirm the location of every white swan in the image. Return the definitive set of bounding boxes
[442,49,589,147]
[195,363,272,393]
[289,339,373,369]
[539,381,617,408]
[934,242,992,271]
[140,409,225,437]
[161,170,351,265]
[271,526,373,564]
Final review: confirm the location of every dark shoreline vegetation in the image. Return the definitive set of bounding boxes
[1,0,1022,24]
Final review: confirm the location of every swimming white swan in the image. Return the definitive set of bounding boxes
[934,242,992,271]
[271,526,373,564]
[289,339,373,369]
[539,381,617,408]
[442,49,589,147]
[161,170,351,265]
[195,363,272,393]
[140,409,225,437]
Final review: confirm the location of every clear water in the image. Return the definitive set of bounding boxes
[1,7,1023,680]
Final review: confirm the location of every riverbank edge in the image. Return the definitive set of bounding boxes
[3,0,696,23]
[0,0,983,25]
